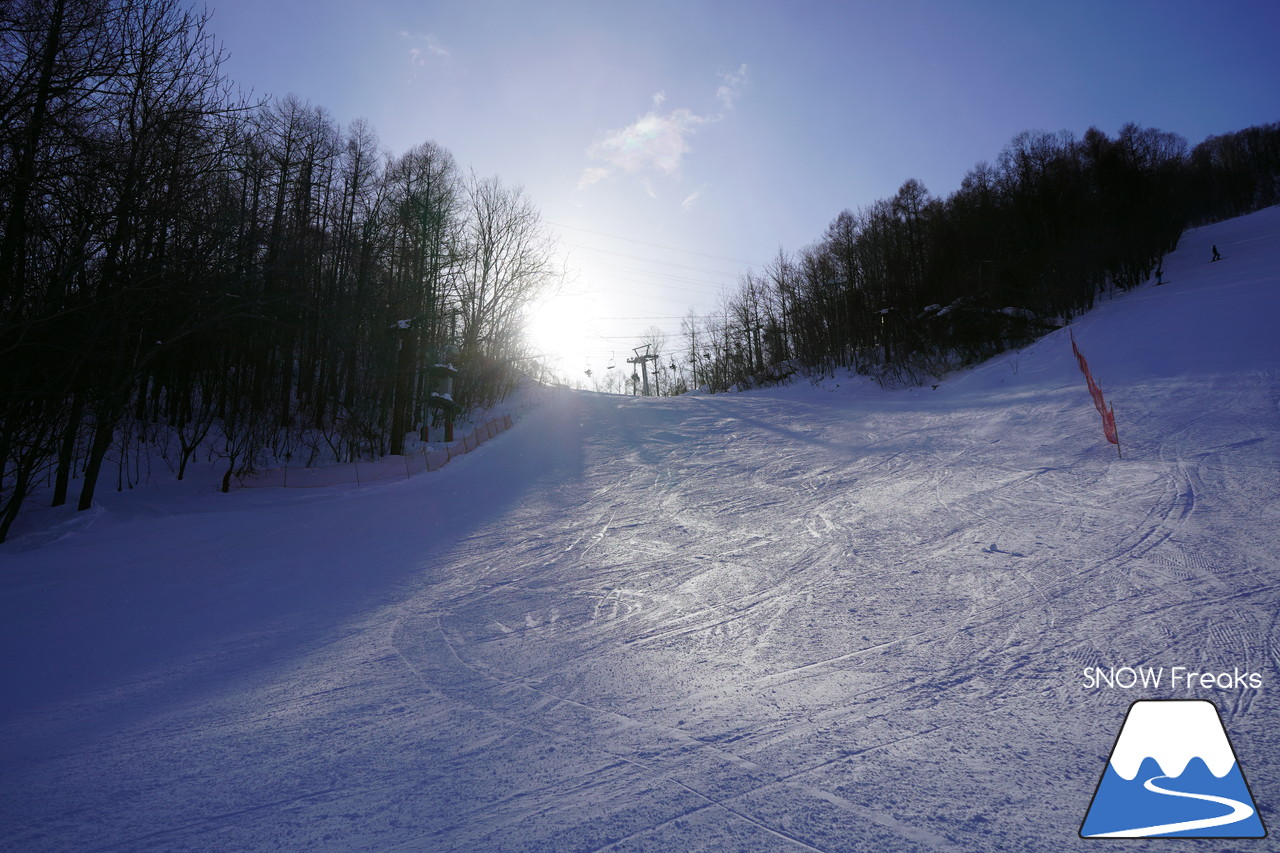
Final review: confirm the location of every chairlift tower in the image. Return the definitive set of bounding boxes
[626,344,660,396]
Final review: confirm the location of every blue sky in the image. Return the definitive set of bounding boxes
[206,0,1280,376]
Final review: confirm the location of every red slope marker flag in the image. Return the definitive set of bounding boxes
[1070,332,1121,457]
[1102,402,1120,448]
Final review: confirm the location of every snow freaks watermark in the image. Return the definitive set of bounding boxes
[1080,700,1267,839]
[1082,666,1263,690]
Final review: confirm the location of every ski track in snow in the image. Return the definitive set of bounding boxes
[3,209,1280,850]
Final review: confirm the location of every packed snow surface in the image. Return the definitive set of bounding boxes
[3,209,1280,850]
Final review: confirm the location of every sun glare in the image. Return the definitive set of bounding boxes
[526,292,598,367]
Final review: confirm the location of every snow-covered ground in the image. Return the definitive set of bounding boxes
[3,208,1279,851]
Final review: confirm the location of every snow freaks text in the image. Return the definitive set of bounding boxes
[1082,666,1263,690]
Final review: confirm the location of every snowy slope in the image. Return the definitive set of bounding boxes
[2,208,1279,851]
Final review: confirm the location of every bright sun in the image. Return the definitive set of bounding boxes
[525,291,597,365]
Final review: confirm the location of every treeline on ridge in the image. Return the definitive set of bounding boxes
[0,0,560,541]
[667,120,1280,394]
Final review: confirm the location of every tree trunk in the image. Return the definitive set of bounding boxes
[0,462,33,544]
[51,392,86,507]
[389,331,417,456]
[77,403,119,511]
[0,0,66,305]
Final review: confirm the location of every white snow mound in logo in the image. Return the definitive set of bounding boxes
[1109,700,1237,781]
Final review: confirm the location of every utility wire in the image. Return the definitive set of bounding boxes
[547,220,763,266]
[580,270,733,298]
[539,199,779,254]
[564,243,746,278]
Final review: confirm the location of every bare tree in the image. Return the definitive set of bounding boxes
[380,140,460,453]
[454,174,561,407]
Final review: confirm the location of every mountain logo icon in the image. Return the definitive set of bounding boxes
[1080,699,1267,838]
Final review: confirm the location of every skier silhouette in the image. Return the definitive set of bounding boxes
[1212,245,1222,262]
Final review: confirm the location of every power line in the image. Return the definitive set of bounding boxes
[593,332,682,341]
[568,256,741,291]
[594,314,690,321]
[578,272,731,297]
[629,284,732,300]
[539,198,779,254]
[564,243,746,278]
[546,220,763,266]
[579,268,734,297]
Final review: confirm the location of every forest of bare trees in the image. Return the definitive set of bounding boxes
[670,121,1280,395]
[0,0,560,540]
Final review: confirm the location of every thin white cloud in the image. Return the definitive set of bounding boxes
[587,108,709,178]
[681,184,707,210]
[577,166,610,190]
[402,30,452,76]
[424,34,450,57]
[716,63,749,110]
[578,65,746,193]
